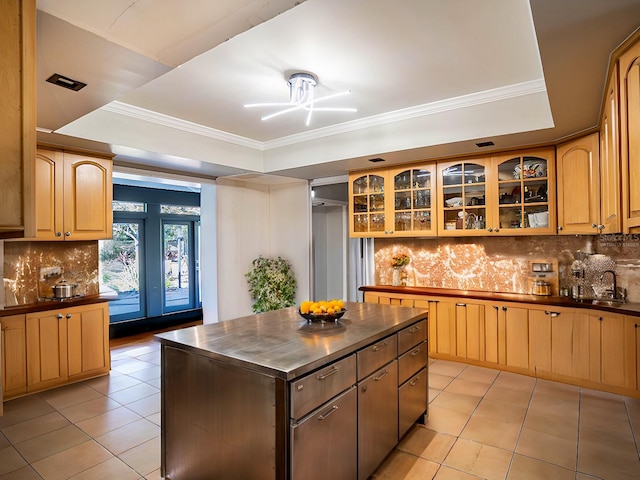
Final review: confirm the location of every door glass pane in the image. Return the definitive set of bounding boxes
[99,222,143,321]
[164,223,191,310]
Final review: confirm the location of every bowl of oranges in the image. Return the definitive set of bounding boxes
[299,299,346,322]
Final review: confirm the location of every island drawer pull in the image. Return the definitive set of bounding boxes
[456,303,466,307]
[408,325,421,333]
[374,369,389,381]
[316,366,339,380]
[409,376,422,387]
[410,347,422,357]
[318,405,339,420]
[544,311,560,317]
[371,342,387,352]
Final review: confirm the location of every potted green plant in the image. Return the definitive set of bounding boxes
[246,256,297,313]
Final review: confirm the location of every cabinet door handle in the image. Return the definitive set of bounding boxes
[557,226,563,231]
[494,228,500,232]
[371,342,387,352]
[409,376,422,387]
[66,314,72,319]
[316,366,339,380]
[487,227,493,232]
[57,314,63,319]
[455,303,466,307]
[318,405,339,420]
[502,306,507,311]
[56,231,62,237]
[65,231,71,237]
[544,311,560,317]
[493,306,499,311]
[374,369,390,381]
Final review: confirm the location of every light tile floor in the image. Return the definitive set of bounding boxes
[1,336,639,479]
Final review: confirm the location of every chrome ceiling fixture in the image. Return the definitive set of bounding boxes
[244,72,356,126]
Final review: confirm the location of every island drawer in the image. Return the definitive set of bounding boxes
[290,354,356,420]
[357,335,397,380]
[397,320,427,355]
[399,367,428,439]
[397,341,428,385]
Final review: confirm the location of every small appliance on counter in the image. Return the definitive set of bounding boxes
[37,267,86,301]
[528,260,558,296]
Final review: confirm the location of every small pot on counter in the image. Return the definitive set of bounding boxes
[532,280,551,296]
[52,280,78,299]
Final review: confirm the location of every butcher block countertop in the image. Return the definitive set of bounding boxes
[359,286,640,317]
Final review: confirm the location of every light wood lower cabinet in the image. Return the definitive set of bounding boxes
[485,303,529,370]
[1,315,27,399]
[25,303,110,394]
[362,291,640,397]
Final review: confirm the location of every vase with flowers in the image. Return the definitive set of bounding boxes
[391,253,410,286]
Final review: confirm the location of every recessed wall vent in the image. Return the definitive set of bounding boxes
[476,141,495,148]
[46,73,87,92]
[368,157,385,163]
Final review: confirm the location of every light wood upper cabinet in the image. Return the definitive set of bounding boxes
[490,148,556,235]
[556,133,602,234]
[619,38,640,233]
[600,65,622,234]
[437,157,490,236]
[437,148,555,236]
[349,164,437,237]
[1,314,27,399]
[33,148,113,240]
[0,0,36,239]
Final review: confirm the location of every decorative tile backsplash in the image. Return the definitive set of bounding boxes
[375,234,640,303]
[3,241,99,306]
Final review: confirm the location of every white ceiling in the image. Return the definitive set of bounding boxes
[35,0,640,181]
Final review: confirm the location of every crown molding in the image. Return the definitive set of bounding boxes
[264,79,547,149]
[102,101,264,150]
[103,79,546,153]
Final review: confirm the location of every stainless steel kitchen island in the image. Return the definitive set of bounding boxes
[156,301,429,480]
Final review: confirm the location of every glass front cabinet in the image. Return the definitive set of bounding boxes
[437,148,556,236]
[349,164,437,237]
[490,148,556,235]
[437,158,489,236]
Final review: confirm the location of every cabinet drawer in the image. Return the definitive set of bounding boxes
[398,341,428,385]
[357,335,397,380]
[290,354,356,420]
[397,320,427,355]
[290,386,357,480]
[399,367,428,439]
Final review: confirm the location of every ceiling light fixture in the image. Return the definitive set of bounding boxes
[244,72,356,126]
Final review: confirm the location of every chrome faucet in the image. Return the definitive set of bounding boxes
[600,270,617,299]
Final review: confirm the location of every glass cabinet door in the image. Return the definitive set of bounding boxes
[350,173,386,235]
[439,161,487,234]
[391,165,436,235]
[495,154,550,232]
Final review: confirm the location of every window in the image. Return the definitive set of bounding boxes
[99,185,201,324]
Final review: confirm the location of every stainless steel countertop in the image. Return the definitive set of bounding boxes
[155,302,428,381]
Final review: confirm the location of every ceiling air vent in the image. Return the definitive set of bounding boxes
[368,157,385,163]
[46,73,87,92]
[476,141,495,148]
